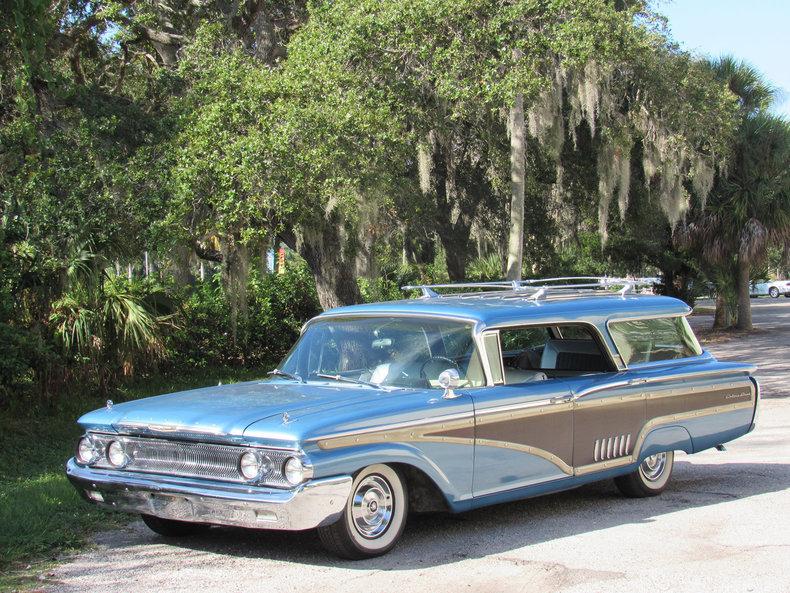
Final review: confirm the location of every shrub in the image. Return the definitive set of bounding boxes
[164,261,321,371]
[0,323,56,406]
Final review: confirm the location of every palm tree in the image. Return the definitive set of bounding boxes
[682,57,790,330]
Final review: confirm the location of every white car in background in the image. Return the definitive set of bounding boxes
[750,279,790,298]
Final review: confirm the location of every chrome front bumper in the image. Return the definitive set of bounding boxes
[66,458,352,531]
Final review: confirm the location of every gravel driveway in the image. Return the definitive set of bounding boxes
[46,300,790,593]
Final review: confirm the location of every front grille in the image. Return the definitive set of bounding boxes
[89,434,293,487]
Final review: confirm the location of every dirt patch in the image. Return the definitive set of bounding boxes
[697,327,768,344]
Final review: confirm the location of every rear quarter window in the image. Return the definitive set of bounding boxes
[609,316,702,365]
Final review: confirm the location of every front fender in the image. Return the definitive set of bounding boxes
[304,441,474,512]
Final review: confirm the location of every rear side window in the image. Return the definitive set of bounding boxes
[609,316,702,365]
[494,324,612,384]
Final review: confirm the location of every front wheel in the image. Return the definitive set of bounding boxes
[769,287,780,298]
[614,451,674,497]
[317,464,408,559]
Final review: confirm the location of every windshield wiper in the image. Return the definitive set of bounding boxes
[267,369,305,383]
[314,373,387,389]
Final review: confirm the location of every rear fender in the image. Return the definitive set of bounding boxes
[638,425,693,461]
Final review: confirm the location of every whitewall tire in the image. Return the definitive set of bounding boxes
[317,464,408,559]
[614,451,674,497]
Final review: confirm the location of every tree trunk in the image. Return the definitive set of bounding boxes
[221,239,250,347]
[430,135,475,280]
[354,220,377,280]
[506,87,526,281]
[295,218,362,311]
[170,244,196,287]
[735,255,752,330]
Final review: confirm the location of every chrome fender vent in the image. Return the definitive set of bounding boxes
[593,434,631,462]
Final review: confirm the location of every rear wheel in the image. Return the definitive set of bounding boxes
[769,287,780,298]
[317,464,408,559]
[614,451,674,497]
[141,514,210,537]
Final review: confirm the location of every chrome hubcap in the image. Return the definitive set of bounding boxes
[640,452,668,482]
[350,475,393,539]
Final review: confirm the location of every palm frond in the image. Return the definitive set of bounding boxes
[49,295,98,355]
[708,56,776,114]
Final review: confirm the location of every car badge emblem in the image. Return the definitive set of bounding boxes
[106,399,113,410]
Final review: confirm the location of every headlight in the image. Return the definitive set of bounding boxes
[283,456,313,485]
[239,451,263,480]
[76,437,98,464]
[107,440,128,468]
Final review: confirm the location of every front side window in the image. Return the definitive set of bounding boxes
[609,316,702,365]
[279,317,485,389]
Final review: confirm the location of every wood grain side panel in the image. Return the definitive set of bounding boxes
[646,384,754,419]
[475,409,573,468]
[572,399,646,466]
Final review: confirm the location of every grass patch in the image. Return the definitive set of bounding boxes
[0,366,268,584]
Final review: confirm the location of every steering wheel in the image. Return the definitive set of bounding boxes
[419,356,460,379]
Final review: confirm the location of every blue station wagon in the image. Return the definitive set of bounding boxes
[66,278,759,558]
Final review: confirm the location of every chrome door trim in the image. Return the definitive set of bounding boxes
[474,397,568,418]
[480,330,506,386]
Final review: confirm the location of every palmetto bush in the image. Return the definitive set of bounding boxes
[49,249,174,390]
[467,254,504,282]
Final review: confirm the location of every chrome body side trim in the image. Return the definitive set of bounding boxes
[308,410,476,445]
[571,368,757,401]
[66,458,352,531]
[475,439,574,475]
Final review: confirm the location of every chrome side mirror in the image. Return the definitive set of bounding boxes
[438,368,461,399]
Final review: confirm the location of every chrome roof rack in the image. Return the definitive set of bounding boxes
[401,277,656,300]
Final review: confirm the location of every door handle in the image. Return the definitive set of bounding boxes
[550,394,573,404]
[627,378,648,386]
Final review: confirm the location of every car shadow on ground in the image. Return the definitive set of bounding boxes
[89,459,789,571]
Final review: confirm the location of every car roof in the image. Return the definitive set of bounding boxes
[317,293,692,329]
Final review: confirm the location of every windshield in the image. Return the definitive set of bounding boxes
[278,317,486,389]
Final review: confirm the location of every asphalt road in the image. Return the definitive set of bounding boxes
[46,300,790,593]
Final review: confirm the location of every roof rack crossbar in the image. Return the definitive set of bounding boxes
[401,277,656,299]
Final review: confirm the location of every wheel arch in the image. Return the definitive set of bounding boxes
[638,425,693,461]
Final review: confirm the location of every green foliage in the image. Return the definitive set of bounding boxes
[680,57,790,325]
[0,323,55,403]
[165,261,321,370]
[467,254,504,282]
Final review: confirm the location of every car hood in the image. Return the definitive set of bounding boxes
[77,379,382,440]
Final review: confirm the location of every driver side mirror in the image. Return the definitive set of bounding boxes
[438,368,461,399]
